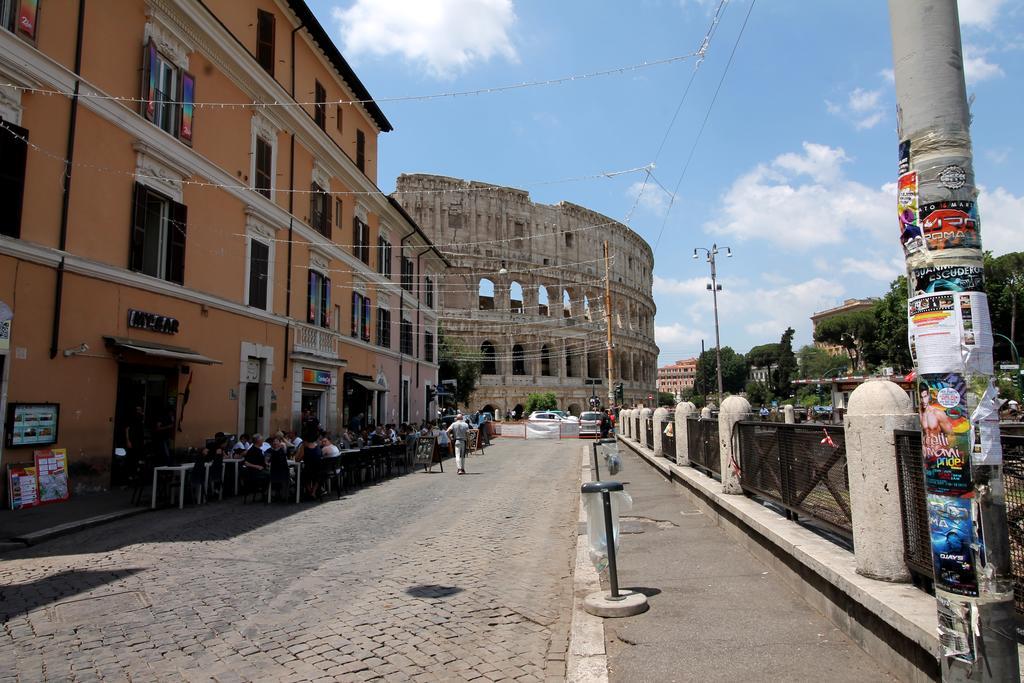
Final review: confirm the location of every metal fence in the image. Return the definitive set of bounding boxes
[896,431,1024,615]
[736,421,852,539]
[645,419,654,447]
[634,417,640,440]
[663,432,676,460]
[686,417,721,480]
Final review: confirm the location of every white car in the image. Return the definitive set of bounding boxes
[528,411,580,423]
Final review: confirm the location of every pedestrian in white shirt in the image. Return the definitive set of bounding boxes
[446,414,470,475]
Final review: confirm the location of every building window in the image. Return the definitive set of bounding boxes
[541,344,551,376]
[314,80,326,129]
[336,104,343,132]
[353,217,370,264]
[376,307,391,347]
[401,257,414,292]
[512,344,526,375]
[2,0,38,39]
[335,198,342,230]
[424,277,434,308]
[356,129,365,172]
[565,232,573,247]
[351,292,371,341]
[424,330,434,363]
[307,270,331,328]
[400,318,414,355]
[309,182,331,237]
[247,238,269,310]
[377,236,392,278]
[129,182,187,284]
[481,341,496,375]
[254,136,273,198]
[141,41,194,143]
[256,9,275,76]
[0,118,27,239]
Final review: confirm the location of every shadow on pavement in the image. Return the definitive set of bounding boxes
[405,584,464,599]
[0,567,145,620]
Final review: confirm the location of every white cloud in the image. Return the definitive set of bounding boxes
[704,142,894,248]
[978,186,1024,256]
[986,147,1011,164]
[839,256,903,282]
[655,322,707,349]
[880,68,895,84]
[826,87,887,130]
[627,180,671,215]
[958,0,1006,28]
[653,275,705,295]
[963,44,1004,83]
[332,0,518,79]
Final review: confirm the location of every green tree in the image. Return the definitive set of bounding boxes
[657,391,676,407]
[745,380,773,407]
[797,344,849,378]
[525,392,558,413]
[695,346,747,398]
[872,276,912,372]
[813,309,878,371]
[985,251,1024,361]
[438,328,481,408]
[777,327,797,397]
[680,387,706,409]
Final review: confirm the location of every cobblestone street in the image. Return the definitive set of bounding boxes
[0,440,580,683]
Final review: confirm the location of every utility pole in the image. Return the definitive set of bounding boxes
[889,1,1019,679]
[694,244,731,406]
[603,241,615,410]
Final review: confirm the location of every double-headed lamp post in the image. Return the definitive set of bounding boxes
[694,244,732,406]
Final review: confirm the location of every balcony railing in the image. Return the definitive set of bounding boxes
[292,322,341,359]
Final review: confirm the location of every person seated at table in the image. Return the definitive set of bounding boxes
[266,435,291,502]
[385,423,398,444]
[238,433,252,452]
[207,438,227,498]
[294,429,323,498]
[435,422,450,460]
[241,434,268,494]
[189,447,211,504]
[369,426,387,446]
[320,435,341,458]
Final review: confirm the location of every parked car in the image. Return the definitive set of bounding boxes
[549,410,579,422]
[527,411,563,422]
[579,411,604,438]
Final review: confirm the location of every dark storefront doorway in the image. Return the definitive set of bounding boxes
[112,364,177,485]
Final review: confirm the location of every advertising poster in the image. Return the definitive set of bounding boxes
[971,382,1003,466]
[34,449,70,504]
[919,374,972,495]
[180,73,195,144]
[17,0,38,39]
[898,139,911,175]
[8,464,38,510]
[897,172,924,254]
[908,292,993,375]
[927,494,979,597]
[920,200,981,252]
[911,263,985,295]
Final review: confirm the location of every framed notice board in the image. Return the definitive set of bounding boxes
[6,403,60,447]
[415,436,439,471]
[467,429,480,454]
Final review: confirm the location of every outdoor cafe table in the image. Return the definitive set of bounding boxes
[222,457,244,498]
[151,462,210,510]
[265,460,302,504]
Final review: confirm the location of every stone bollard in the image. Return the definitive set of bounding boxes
[620,409,629,439]
[624,409,635,440]
[845,380,915,582]
[652,407,670,457]
[639,408,653,449]
[700,406,712,420]
[674,402,696,466]
[784,404,795,424]
[718,396,751,495]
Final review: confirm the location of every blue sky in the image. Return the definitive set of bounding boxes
[308,0,1023,364]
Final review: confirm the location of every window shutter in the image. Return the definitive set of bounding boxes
[362,296,371,341]
[128,182,147,272]
[351,292,359,337]
[249,239,269,309]
[142,40,158,122]
[322,276,331,327]
[323,191,332,238]
[179,72,195,145]
[307,271,317,324]
[167,200,188,285]
[0,119,28,239]
[356,130,365,172]
[256,10,276,76]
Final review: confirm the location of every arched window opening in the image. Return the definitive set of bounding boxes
[479,278,495,311]
[540,344,552,376]
[481,340,497,375]
[510,281,524,314]
[512,344,526,375]
[562,289,571,318]
[587,351,601,379]
[583,295,592,322]
[538,286,551,317]
[566,345,576,377]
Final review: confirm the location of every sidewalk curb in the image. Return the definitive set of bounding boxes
[6,507,149,550]
[566,444,609,683]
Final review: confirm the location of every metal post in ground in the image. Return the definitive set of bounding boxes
[592,441,601,481]
[580,480,648,617]
[601,489,620,599]
[888,1,1019,679]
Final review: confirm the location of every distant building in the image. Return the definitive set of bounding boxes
[658,358,698,396]
[810,298,879,355]
[748,363,777,385]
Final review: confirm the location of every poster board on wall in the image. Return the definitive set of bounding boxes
[8,464,38,510]
[5,403,60,447]
[34,449,70,504]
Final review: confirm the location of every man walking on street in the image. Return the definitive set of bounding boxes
[447,413,470,475]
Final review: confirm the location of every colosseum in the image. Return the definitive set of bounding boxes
[394,174,659,417]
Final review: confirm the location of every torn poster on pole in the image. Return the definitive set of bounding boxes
[898,172,924,255]
[911,262,985,295]
[919,374,972,496]
[928,493,979,597]
[908,292,993,375]
[919,200,981,252]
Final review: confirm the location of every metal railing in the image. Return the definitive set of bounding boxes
[663,432,676,460]
[634,417,640,439]
[645,419,654,447]
[686,417,721,480]
[896,431,1024,614]
[292,322,341,359]
[736,422,852,539]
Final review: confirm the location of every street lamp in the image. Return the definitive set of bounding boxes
[693,244,732,406]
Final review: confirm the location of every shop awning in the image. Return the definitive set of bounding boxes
[352,378,387,392]
[104,336,222,365]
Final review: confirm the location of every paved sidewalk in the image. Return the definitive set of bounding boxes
[0,489,142,546]
[597,442,898,682]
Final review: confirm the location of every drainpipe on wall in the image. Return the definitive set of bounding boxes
[49,0,87,359]
[283,19,303,380]
[398,228,416,422]
[415,247,431,392]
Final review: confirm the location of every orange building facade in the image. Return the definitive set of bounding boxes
[657,358,697,396]
[0,0,446,490]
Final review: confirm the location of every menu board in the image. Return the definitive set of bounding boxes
[8,464,38,509]
[7,403,59,447]
[35,449,70,504]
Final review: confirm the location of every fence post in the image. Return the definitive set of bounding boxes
[784,404,795,424]
[845,380,915,582]
[700,406,712,420]
[639,407,652,449]
[623,409,634,440]
[652,407,670,457]
[719,396,751,495]
[675,402,696,466]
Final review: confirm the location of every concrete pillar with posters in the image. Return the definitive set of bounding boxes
[675,402,697,466]
[639,407,652,449]
[652,406,670,457]
[845,380,915,582]
[718,396,750,495]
